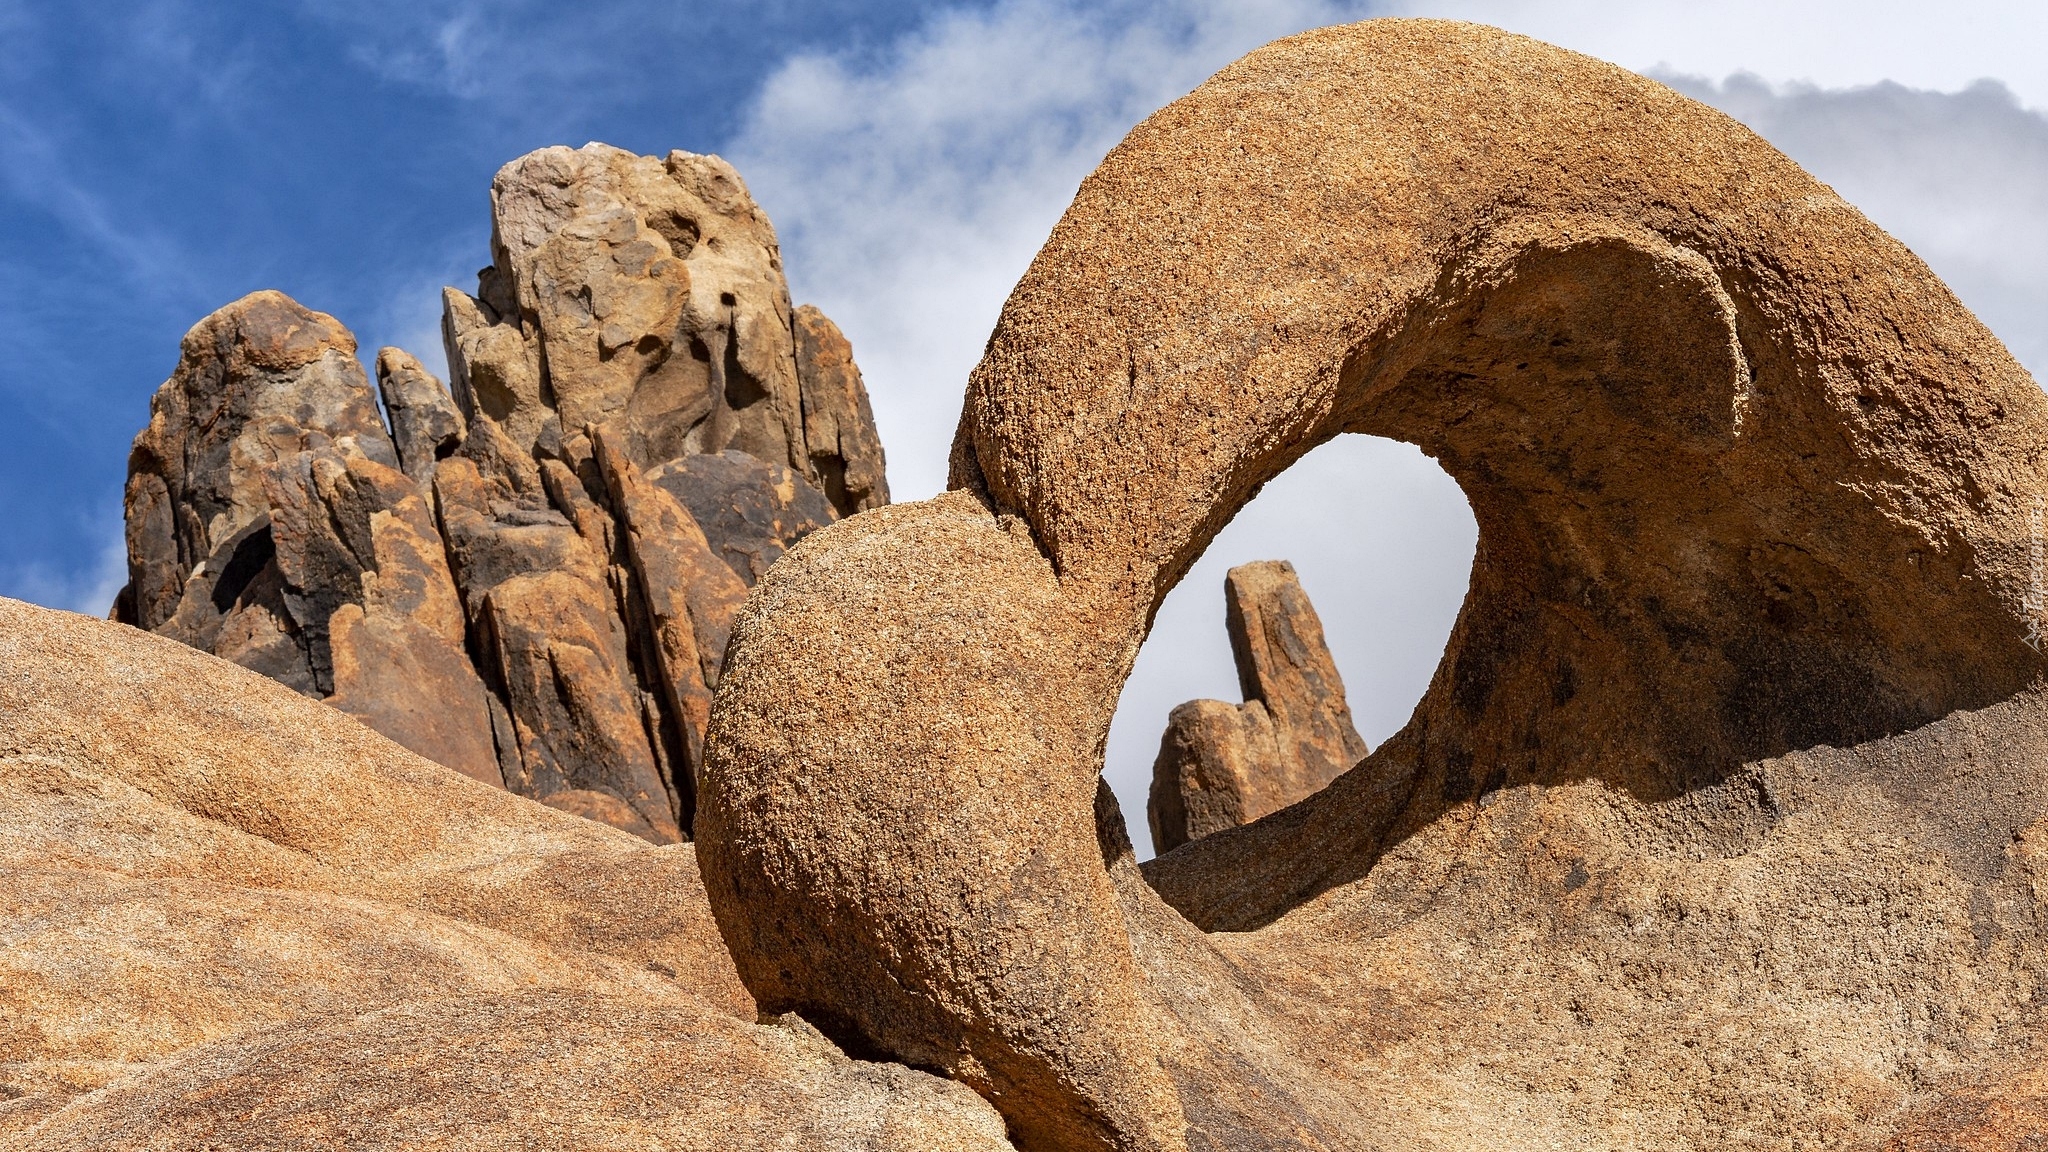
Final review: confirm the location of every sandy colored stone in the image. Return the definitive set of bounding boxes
[0,598,1007,1147]
[700,19,2048,1151]
[443,143,889,504]
[1149,561,1367,851]
[0,596,754,1139]
[461,143,803,473]
[13,993,1012,1152]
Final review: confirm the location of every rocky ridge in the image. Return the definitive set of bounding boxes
[112,143,887,844]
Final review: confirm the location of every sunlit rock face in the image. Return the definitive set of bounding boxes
[698,19,2048,1152]
[112,144,890,843]
[36,19,2048,1152]
[1148,559,1370,853]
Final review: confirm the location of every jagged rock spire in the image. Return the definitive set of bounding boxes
[1147,560,1367,852]
[113,145,892,843]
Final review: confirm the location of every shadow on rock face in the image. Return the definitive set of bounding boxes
[699,17,2048,1152]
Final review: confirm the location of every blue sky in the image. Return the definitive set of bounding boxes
[4,0,2045,852]
[0,0,969,606]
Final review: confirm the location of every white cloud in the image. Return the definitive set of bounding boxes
[728,0,1376,501]
[1665,72,2048,381]
[2,511,129,618]
[729,3,2047,855]
[1394,0,2048,109]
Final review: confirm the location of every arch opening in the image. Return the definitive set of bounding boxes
[1104,434,1475,860]
[1139,223,2033,932]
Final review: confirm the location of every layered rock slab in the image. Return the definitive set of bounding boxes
[700,17,2048,1151]
[16,994,1011,1152]
[0,597,1006,1149]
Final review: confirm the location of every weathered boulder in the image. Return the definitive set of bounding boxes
[114,145,890,842]
[446,142,886,515]
[699,19,2048,1152]
[651,448,835,586]
[112,293,501,786]
[114,290,397,671]
[1148,560,1367,851]
[0,597,1009,1149]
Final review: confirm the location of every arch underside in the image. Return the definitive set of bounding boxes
[1145,217,2028,931]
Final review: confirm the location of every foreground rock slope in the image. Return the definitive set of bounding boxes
[112,143,888,843]
[0,597,1005,1149]
[697,19,2048,1152]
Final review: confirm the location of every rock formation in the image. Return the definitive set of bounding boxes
[1148,560,1368,852]
[697,19,2048,1152]
[111,143,888,844]
[16,17,2048,1152]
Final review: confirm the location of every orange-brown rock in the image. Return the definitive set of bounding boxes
[0,597,758,1136]
[594,425,748,801]
[699,19,2048,1151]
[1148,560,1367,851]
[434,456,681,841]
[114,290,398,681]
[794,303,890,514]
[114,149,888,842]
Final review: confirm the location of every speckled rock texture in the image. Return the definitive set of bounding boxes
[1148,560,1369,851]
[698,19,2048,1152]
[0,597,1009,1149]
[113,144,889,842]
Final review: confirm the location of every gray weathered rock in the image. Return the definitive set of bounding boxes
[113,293,500,788]
[374,346,465,486]
[794,304,890,515]
[651,449,835,586]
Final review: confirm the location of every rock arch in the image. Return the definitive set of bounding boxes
[699,19,2048,1152]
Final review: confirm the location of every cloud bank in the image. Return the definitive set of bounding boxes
[1670,73,2048,381]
